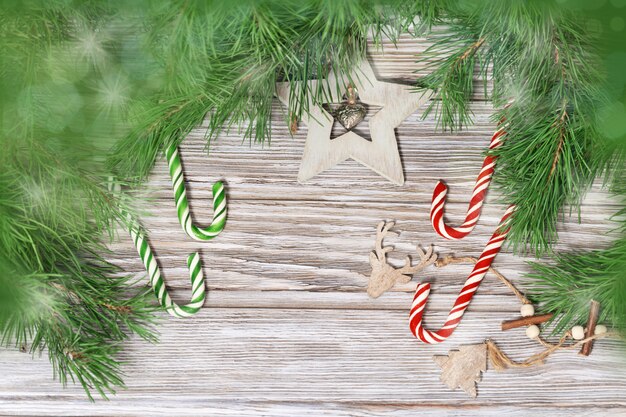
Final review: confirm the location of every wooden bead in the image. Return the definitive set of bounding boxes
[526,324,540,339]
[594,324,607,335]
[571,325,585,340]
[520,304,535,317]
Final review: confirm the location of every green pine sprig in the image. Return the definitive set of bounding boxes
[1,3,158,399]
[107,0,438,182]
[414,1,611,254]
[415,23,485,130]
[0,139,158,400]
[527,238,626,334]
[528,157,626,333]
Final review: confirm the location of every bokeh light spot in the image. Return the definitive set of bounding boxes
[610,16,625,31]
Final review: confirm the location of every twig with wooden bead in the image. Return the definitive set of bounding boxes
[501,298,608,357]
[432,255,612,349]
[426,256,614,398]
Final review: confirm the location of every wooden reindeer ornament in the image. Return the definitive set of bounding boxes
[367,221,437,298]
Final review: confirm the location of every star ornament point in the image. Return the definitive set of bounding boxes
[276,59,432,186]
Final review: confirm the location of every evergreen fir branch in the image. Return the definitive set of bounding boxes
[528,157,626,334]
[416,30,485,130]
[1,3,159,396]
[528,236,626,335]
[0,140,158,399]
[493,99,606,254]
[414,2,610,254]
[107,0,439,181]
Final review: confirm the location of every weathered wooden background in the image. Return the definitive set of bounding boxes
[1,34,626,417]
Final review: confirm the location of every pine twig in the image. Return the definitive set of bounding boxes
[580,300,601,356]
[101,303,132,314]
[458,37,485,63]
[549,104,569,179]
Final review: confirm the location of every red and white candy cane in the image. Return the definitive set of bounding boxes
[411,115,513,344]
[430,128,505,240]
[410,205,515,344]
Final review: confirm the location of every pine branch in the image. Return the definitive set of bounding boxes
[107,0,440,181]
[548,105,568,178]
[0,139,158,399]
[1,5,159,392]
[416,26,486,130]
[528,236,626,335]
[416,2,610,254]
[528,155,626,334]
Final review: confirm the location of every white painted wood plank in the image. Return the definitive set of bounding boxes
[1,310,625,416]
[0,31,624,417]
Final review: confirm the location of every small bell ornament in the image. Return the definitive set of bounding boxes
[334,84,367,131]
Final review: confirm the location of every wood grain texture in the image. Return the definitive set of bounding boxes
[1,33,625,417]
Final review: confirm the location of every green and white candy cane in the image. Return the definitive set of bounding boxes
[108,177,206,318]
[128,217,205,318]
[166,144,227,241]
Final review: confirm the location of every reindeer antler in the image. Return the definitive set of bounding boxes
[374,220,397,261]
[397,244,438,275]
[367,221,438,299]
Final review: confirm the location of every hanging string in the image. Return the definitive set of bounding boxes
[431,253,613,368]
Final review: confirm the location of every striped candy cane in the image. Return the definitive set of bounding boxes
[410,205,515,343]
[430,128,505,240]
[128,217,206,318]
[166,144,227,241]
[108,177,206,318]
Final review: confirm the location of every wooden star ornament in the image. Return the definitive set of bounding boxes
[276,59,431,186]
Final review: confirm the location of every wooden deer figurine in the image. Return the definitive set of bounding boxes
[367,221,437,298]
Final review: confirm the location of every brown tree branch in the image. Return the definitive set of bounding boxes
[580,300,601,356]
[459,37,485,62]
[549,104,569,178]
[501,314,554,331]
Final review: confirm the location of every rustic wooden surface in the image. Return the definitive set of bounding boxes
[1,34,626,417]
